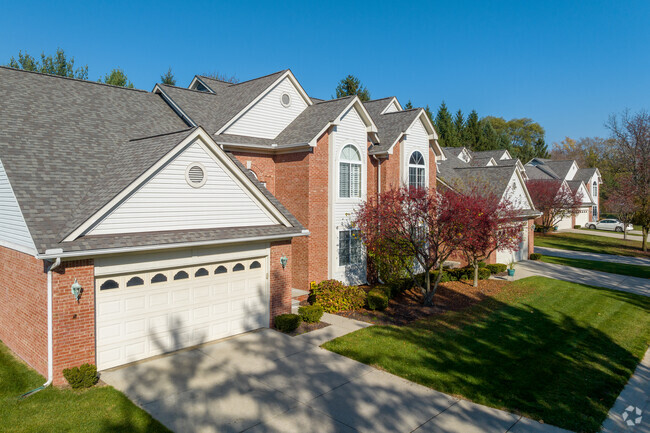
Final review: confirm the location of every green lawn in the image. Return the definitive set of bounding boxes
[0,342,169,433]
[539,255,650,279]
[579,227,643,237]
[535,232,649,258]
[323,277,650,432]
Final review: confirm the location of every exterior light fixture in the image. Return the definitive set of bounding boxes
[71,279,82,302]
[280,255,288,269]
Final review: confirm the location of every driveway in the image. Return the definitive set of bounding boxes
[101,328,569,433]
[536,246,650,267]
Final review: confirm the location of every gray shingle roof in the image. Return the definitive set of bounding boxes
[573,167,598,184]
[363,97,396,119]
[441,147,466,159]
[368,109,422,154]
[539,160,575,179]
[525,164,559,180]
[440,165,519,198]
[469,157,495,167]
[469,149,509,160]
[566,180,596,205]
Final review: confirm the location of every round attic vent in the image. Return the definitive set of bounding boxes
[280,93,291,107]
[185,163,207,188]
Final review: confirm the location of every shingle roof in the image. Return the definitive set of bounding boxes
[363,97,396,119]
[573,167,598,184]
[368,109,422,154]
[440,165,519,198]
[469,157,495,167]
[441,147,466,159]
[566,180,596,205]
[158,69,288,133]
[470,149,509,160]
[539,160,575,179]
[525,164,559,180]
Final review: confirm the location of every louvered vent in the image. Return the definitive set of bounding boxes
[185,163,207,188]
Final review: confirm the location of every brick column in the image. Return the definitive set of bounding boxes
[269,240,292,326]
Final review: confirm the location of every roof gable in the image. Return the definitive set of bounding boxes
[382,97,402,114]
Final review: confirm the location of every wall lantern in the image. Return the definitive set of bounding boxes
[71,278,82,302]
[280,255,288,269]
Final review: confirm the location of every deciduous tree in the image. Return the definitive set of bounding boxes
[605,177,637,240]
[7,48,88,79]
[526,180,583,231]
[202,71,240,83]
[101,68,134,88]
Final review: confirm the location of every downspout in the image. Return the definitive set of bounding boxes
[20,257,61,398]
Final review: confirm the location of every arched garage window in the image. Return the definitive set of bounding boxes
[100,279,119,290]
[339,145,361,198]
[408,151,425,189]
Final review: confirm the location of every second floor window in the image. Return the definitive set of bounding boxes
[409,151,426,189]
[592,181,597,197]
[340,145,361,198]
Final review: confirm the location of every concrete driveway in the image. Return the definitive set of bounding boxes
[101,328,569,433]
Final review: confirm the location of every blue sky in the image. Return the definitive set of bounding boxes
[2,0,648,146]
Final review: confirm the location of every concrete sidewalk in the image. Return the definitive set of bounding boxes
[509,261,650,297]
[536,246,650,267]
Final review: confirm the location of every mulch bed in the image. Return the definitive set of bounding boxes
[336,279,512,326]
[287,320,330,336]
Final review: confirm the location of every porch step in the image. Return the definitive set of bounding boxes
[291,288,309,303]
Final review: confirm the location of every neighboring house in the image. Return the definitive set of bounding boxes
[525,158,601,228]
[0,67,443,382]
[437,147,540,264]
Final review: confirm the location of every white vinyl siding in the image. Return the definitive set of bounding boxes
[90,140,275,235]
[332,106,368,285]
[383,100,400,113]
[0,158,36,253]
[224,77,308,139]
[503,172,530,210]
[401,119,430,187]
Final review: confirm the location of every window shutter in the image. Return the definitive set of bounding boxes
[340,163,350,198]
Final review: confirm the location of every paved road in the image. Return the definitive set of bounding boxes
[509,261,650,297]
[102,326,570,433]
[536,246,650,267]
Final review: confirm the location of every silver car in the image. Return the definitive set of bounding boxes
[587,219,634,232]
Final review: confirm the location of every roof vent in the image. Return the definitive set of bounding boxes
[185,163,207,188]
[280,93,291,107]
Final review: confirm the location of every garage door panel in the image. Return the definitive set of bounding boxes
[96,256,268,370]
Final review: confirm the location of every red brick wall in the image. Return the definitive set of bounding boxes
[51,259,95,385]
[0,246,48,377]
[528,219,535,256]
[231,151,277,194]
[270,240,292,325]
[429,145,438,190]
[382,138,402,192]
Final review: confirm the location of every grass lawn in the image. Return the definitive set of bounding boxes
[539,255,650,279]
[535,232,649,258]
[323,277,650,432]
[0,342,169,433]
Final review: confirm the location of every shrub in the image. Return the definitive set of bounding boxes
[62,363,98,389]
[366,289,389,310]
[275,314,302,332]
[309,279,366,313]
[574,224,581,229]
[478,261,487,268]
[298,305,323,323]
[486,263,508,274]
[478,267,491,280]
[530,253,542,260]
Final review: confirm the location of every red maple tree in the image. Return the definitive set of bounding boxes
[525,179,583,231]
[353,187,465,305]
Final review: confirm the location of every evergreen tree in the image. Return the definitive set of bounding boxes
[334,74,370,101]
[477,119,505,151]
[453,109,465,137]
[462,110,481,150]
[424,105,434,124]
[434,101,459,147]
[160,67,176,85]
[7,48,88,79]
[101,68,134,88]
[534,137,550,158]
[404,100,413,109]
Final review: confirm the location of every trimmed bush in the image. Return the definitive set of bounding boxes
[275,314,302,332]
[62,363,98,389]
[309,279,366,313]
[486,263,508,274]
[366,289,389,311]
[530,253,542,260]
[478,267,491,280]
[298,305,323,323]
[574,225,581,229]
[478,261,487,268]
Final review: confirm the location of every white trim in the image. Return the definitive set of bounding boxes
[184,162,207,188]
[39,230,309,260]
[188,76,216,93]
[307,98,377,147]
[280,92,292,108]
[216,70,313,135]
[0,239,38,256]
[64,128,292,242]
[380,109,443,159]
[153,85,197,127]
[501,169,537,211]
[380,97,403,114]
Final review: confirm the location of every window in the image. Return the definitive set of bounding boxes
[408,151,425,189]
[592,181,597,197]
[593,206,598,219]
[233,263,245,272]
[100,279,119,290]
[214,265,228,274]
[173,270,189,280]
[151,273,167,283]
[339,230,363,266]
[339,145,361,198]
[250,261,261,269]
[126,277,144,287]
[195,268,209,277]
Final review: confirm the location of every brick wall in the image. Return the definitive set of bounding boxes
[0,246,48,377]
[528,219,535,256]
[270,240,292,325]
[429,145,438,189]
[51,259,95,385]
[382,138,402,191]
[231,151,277,194]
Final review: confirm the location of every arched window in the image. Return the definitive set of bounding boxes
[408,151,425,189]
[151,273,167,283]
[233,263,245,272]
[173,270,189,280]
[339,145,361,198]
[126,276,144,287]
[215,265,227,274]
[592,181,597,197]
[250,261,261,269]
[195,268,209,277]
[100,279,119,290]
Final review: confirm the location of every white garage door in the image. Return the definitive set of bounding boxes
[496,223,529,264]
[575,208,589,228]
[556,216,573,230]
[96,257,268,370]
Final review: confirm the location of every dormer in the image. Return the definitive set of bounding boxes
[381,97,403,114]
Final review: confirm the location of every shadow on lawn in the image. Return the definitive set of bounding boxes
[333,294,647,433]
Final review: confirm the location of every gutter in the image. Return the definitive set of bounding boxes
[21,257,61,398]
[38,230,310,260]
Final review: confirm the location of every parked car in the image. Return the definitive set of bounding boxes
[587,219,634,232]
